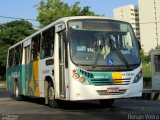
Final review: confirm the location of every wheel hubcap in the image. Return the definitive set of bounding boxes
[48,87,54,100]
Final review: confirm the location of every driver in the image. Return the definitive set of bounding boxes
[100,36,111,58]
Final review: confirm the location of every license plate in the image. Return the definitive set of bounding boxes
[107,88,119,93]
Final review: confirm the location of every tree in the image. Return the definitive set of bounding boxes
[80,6,95,16]
[0,20,36,79]
[140,49,150,63]
[37,0,96,27]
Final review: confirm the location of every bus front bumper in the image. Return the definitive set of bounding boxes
[69,80,143,101]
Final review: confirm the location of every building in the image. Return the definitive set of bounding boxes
[138,0,160,52]
[113,5,140,42]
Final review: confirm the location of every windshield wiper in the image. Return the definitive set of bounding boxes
[92,37,130,69]
[92,44,104,68]
[109,38,130,68]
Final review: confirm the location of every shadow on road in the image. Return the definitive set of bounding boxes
[58,100,114,110]
[0,88,115,110]
[22,97,115,110]
[0,88,10,98]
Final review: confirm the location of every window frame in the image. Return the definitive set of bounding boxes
[31,34,41,61]
[8,48,15,68]
[41,27,55,59]
[14,44,23,65]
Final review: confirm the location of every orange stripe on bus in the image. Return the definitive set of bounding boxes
[112,72,122,84]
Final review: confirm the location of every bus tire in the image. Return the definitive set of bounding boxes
[99,99,115,107]
[48,82,59,108]
[14,81,23,101]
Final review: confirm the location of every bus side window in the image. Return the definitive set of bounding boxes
[31,34,41,61]
[14,44,22,65]
[41,27,55,58]
[8,48,14,67]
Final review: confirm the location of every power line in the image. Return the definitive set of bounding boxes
[0,15,38,22]
[1,15,160,24]
[139,21,160,24]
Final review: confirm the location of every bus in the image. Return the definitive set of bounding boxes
[6,16,143,107]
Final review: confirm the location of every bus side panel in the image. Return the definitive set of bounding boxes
[6,65,23,95]
[21,64,25,95]
[38,59,45,98]
[38,58,55,98]
[23,58,53,98]
[32,60,40,97]
[26,61,40,97]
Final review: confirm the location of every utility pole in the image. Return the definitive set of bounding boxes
[154,0,159,47]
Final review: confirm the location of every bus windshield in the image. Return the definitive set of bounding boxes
[68,19,141,67]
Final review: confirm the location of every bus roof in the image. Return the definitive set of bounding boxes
[8,16,129,49]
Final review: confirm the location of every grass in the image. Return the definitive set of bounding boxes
[0,80,6,84]
[0,80,6,88]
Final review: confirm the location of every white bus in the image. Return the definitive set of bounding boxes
[6,16,143,107]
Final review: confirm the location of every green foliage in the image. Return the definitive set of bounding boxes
[140,49,150,63]
[141,45,160,63]
[0,20,36,77]
[142,63,151,78]
[142,62,151,88]
[37,0,96,27]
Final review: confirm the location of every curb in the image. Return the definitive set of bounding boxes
[142,89,160,100]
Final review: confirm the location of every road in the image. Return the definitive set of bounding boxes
[0,88,160,120]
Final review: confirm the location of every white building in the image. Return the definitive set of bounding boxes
[113,5,140,42]
[138,0,160,52]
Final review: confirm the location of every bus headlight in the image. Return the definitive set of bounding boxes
[79,77,88,85]
[133,69,143,83]
[73,73,80,79]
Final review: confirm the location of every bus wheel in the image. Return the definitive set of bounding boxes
[14,81,23,101]
[99,99,115,107]
[48,82,59,108]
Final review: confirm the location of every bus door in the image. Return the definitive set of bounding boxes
[59,31,65,97]
[24,40,31,94]
[55,23,66,98]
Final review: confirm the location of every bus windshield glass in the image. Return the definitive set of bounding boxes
[68,19,141,67]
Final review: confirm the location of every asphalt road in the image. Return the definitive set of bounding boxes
[0,88,160,120]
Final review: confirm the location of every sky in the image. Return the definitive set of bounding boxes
[0,0,138,27]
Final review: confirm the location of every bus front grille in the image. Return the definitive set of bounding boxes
[78,69,131,86]
[90,78,131,86]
